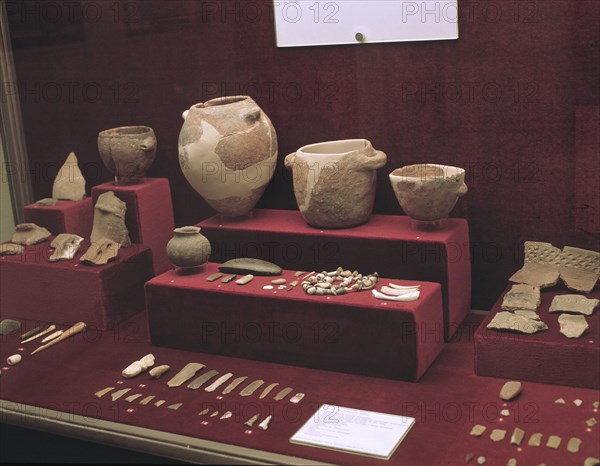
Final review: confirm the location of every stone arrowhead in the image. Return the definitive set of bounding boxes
[52,152,86,200]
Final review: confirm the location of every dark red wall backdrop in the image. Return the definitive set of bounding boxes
[6,0,600,309]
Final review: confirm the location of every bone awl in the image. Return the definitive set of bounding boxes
[31,322,86,355]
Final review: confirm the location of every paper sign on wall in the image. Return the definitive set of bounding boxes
[274,0,458,47]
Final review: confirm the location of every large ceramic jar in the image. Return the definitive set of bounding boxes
[284,139,387,228]
[178,96,278,218]
[389,164,468,224]
[98,126,157,184]
[166,226,211,269]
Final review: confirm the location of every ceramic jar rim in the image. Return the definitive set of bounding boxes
[99,126,154,137]
[173,226,201,235]
[193,95,251,110]
[297,139,371,156]
[389,164,465,180]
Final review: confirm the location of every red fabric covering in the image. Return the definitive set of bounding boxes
[24,198,93,239]
[475,285,600,389]
[146,263,444,381]
[92,178,175,275]
[0,313,598,465]
[198,209,471,340]
[0,238,154,330]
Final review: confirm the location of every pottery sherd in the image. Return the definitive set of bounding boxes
[524,241,561,264]
[49,233,84,262]
[90,191,131,247]
[509,262,560,288]
[0,243,24,255]
[52,152,86,200]
[559,246,600,293]
[548,294,599,316]
[80,238,120,265]
[558,314,589,338]
[501,284,541,311]
[11,223,51,246]
[487,312,548,334]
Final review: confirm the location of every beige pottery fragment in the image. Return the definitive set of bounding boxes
[558,314,589,338]
[90,191,131,247]
[548,294,599,316]
[11,223,51,246]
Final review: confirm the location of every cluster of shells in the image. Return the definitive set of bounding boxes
[301,267,379,296]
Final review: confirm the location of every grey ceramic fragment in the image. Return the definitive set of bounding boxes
[469,425,486,437]
[510,428,525,446]
[490,429,506,442]
[509,262,560,288]
[36,198,58,206]
[558,314,589,338]
[11,223,51,246]
[219,258,282,276]
[0,243,24,255]
[546,435,561,449]
[52,152,86,201]
[0,319,21,335]
[499,381,522,401]
[567,437,582,453]
[501,284,541,311]
[80,238,120,265]
[49,234,84,262]
[549,295,599,316]
[528,433,542,446]
[90,191,131,247]
[487,312,548,334]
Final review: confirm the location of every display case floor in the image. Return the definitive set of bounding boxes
[1,313,598,465]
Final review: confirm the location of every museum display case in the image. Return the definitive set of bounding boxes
[1,1,599,464]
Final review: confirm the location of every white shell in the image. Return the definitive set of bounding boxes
[7,354,22,366]
[372,289,420,302]
[381,286,420,296]
[387,283,421,290]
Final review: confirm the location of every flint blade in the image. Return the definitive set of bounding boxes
[187,369,219,390]
[240,379,264,397]
[273,387,293,401]
[259,382,279,399]
[167,363,205,387]
[204,373,233,392]
[222,376,248,395]
[110,388,131,401]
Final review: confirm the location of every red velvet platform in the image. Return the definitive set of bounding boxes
[145,263,445,381]
[23,198,93,239]
[1,313,598,465]
[475,286,600,389]
[0,238,154,330]
[198,209,471,341]
[91,178,174,275]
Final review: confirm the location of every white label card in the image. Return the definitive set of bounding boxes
[290,404,415,460]
[274,1,458,47]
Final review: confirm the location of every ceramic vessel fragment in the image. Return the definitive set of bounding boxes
[52,152,86,200]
